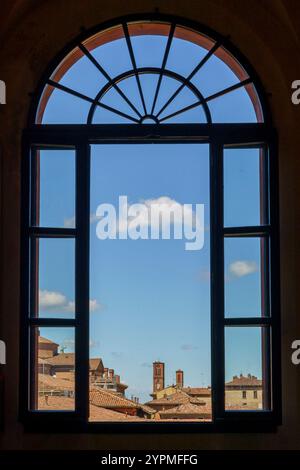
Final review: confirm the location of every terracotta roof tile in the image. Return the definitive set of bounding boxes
[138,404,156,415]
[89,358,104,371]
[225,375,262,387]
[45,353,103,371]
[46,352,75,366]
[38,396,142,420]
[55,371,75,381]
[38,373,74,391]
[159,402,212,419]
[38,396,75,410]
[183,387,211,396]
[89,406,143,421]
[38,336,59,346]
[90,388,139,409]
[145,391,206,407]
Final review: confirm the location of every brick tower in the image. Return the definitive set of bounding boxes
[153,361,165,393]
[176,369,184,389]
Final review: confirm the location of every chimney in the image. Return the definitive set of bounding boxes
[109,368,114,379]
[153,361,165,393]
[115,374,120,384]
[176,369,184,388]
[103,367,109,378]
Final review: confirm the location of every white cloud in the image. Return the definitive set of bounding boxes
[111,351,123,358]
[90,213,100,224]
[229,260,258,278]
[62,338,75,351]
[64,213,100,228]
[67,198,201,233]
[39,289,101,313]
[90,339,100,349]
[181,344,199,351]
[60,339,99,352]
[118,196,200,234]
[63,216,75,228]
[89,299,100,312]
[95,195,204,250]
[39,290,68,309]
[140,362,152,368]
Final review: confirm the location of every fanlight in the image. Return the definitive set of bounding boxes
[36,21,263,124]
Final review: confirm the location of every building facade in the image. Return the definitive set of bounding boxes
[225,374,263,410]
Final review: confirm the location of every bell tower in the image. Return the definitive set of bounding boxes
[153,361,165,393]
[176,369,184,389]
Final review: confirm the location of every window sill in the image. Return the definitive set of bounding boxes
[20,413,280,434]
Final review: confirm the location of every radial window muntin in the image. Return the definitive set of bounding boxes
[35,19,264,125]
[21,15,280,431]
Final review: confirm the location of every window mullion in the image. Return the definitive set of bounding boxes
[75,141,90,421]
[210,140,225,420]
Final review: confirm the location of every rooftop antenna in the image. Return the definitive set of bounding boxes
[200,372,204,387]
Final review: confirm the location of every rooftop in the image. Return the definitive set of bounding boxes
[145,390,206,407]
[38,373,74,391]
[90,387,139,409]
[38,336,58,346]
[38,396,143,421]
[159,402,212,419]
[45,353,103,371]
[225,374,262,387]
[183,387,211,397]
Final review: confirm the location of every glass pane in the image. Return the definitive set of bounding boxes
[153,75,181,116]
[191,53,240,98]
[101,87,139,121]
[92,106,137,124]
[225,237,263,317]
[159,87,206,124]
[160,103,207,124]
[138,74,159,116]
[35,238,75,318]
[118,75,145,116]
[36,149,75,228]
[90,36,132,80]
[41,87,90,124]
[129,34,168,68]
[224,148,263,227]
[89,144,212,422]
[225,327,268,410]
[58,50,107,98]
[166,36,208,77]
[32,327,75,411]
[208,86,257,123]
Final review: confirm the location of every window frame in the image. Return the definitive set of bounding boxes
[20,14,281,433]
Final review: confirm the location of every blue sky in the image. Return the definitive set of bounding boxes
[37,29,263,403]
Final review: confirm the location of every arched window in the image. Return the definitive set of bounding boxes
[33,19,264,125]
[21,15,280,431]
